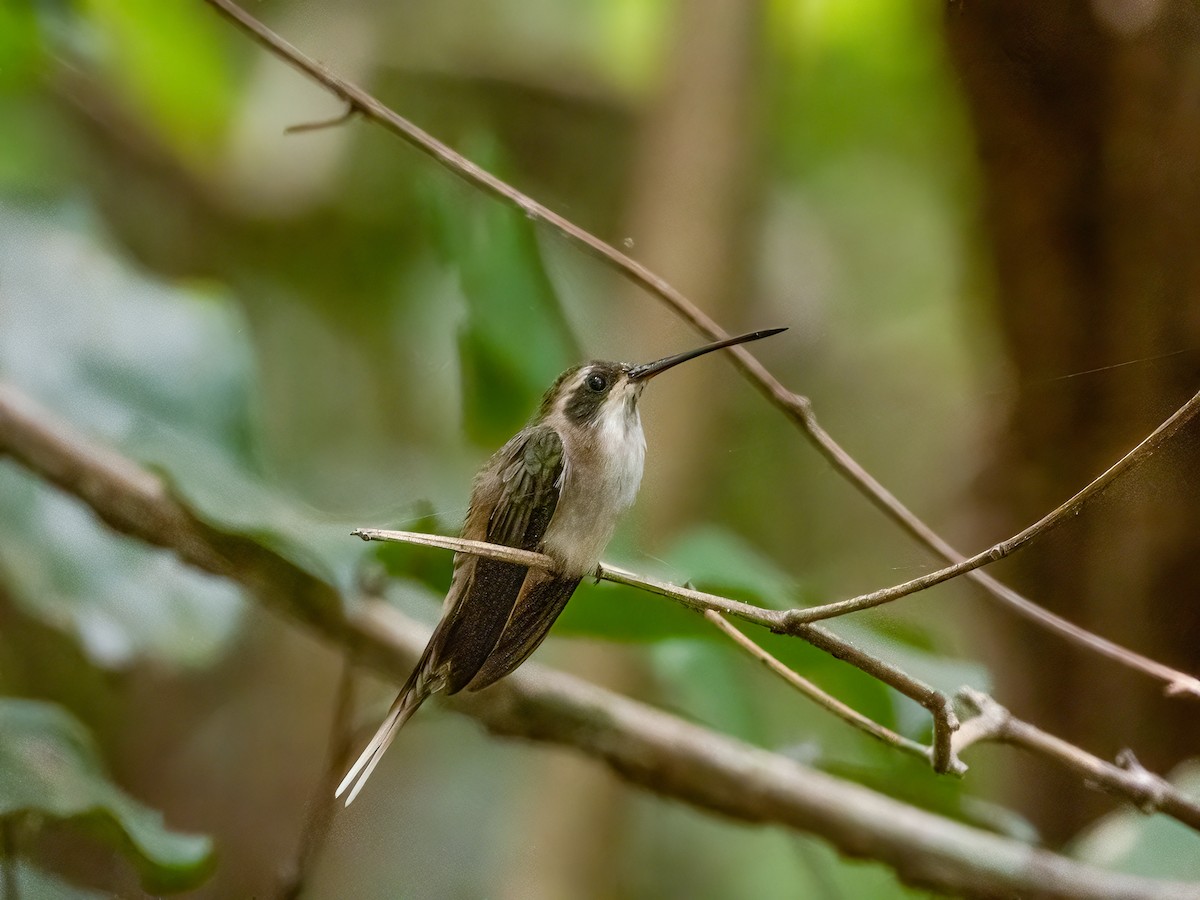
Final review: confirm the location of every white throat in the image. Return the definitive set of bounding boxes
[541,385,646,578]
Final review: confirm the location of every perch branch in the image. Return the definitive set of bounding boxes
[353,528,963,775]
[352,526,1200,826]
[199,0,1200,699]
[5,384,1200,898]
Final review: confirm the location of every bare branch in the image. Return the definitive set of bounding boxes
[793,621,963,775]
[278,660,357,900]
[703,610,930,762]
[953,688,1200,833]
[787,387,1200,623]
[5,385,1200,898]
[198,0,1200,698]
[353,528,964,775]
[352,528,782,629]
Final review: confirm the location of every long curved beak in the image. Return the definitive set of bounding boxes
[627,327,787,382]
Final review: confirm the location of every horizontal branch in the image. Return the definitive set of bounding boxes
[353,528,782,628]
[198,0,1200,699]
[5,384,1198,898]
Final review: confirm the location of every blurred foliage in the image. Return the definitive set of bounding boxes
[6,863,109,900]
[82,0,234,160]
[0,698,213,893]
[0,0,1110,896]
[0,466,241,668]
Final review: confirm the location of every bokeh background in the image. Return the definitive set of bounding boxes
[2,0,1200,896]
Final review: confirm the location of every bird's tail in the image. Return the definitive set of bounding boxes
[335,666,431,806]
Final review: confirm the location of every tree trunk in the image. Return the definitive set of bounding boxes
[945,0,1200,842]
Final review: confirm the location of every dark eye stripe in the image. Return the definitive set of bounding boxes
[564,366,616,424]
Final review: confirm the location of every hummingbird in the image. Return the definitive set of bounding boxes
[336,327,786,805]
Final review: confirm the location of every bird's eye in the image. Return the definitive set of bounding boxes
[586,372,608,392]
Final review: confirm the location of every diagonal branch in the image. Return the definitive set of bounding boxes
[6,385,1200,898]
[278,659,357,900]
[199,0,1200,699]
[785,386,1200,623]
[702,610,930,761]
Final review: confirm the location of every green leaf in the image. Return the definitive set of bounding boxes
[0,208,259,665]
[664,526,990,726]
[0,466,243,669]
[133,422,365,589]
[556,525,988,695]
[1068,759,1200,879]
[554,524,987,771]
[80,0,234,160]
[0,699,214,893]
[822,752,967,822]
[422,136,578,446]
[0,208,255,458]
[0,3,42,90]
[0,207,367,661]
[554,577,711,641]
[0,9,68,204]
[369,505,457,592]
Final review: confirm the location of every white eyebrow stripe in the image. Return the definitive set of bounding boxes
[553,368,590,420]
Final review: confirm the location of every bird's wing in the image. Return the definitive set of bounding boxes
[465,569,581,691]
[335,427,568,805]
[433,425,566,694]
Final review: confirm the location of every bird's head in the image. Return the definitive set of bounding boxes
[534,327,787,431]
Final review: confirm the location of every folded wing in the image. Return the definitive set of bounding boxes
[436,425,571,693]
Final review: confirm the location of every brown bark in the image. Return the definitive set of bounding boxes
[945,0,1200,842]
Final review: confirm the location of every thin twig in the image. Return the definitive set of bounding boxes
[278,659,357,899]
[284,103,358,134]
[354,528,963,774]
[703,610,930,762]
[953,688,1200,833]
[4,384,1200,899]
[592,561,782,628]
[783,403,1200,699]
[351,529,782,629]
[786,387,1200,623]
[793,622,962,774]
[199,0,1200,699]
